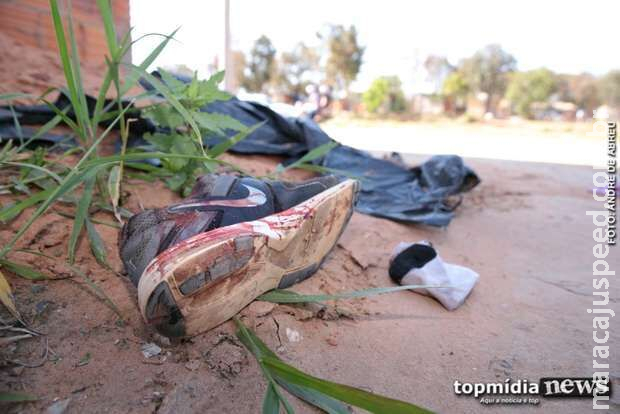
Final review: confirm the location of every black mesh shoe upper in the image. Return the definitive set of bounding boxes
[119,174,339,286]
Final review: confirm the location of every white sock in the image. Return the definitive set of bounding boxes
[390,241,479,310]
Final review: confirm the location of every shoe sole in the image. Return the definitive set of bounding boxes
[137,179,360,337]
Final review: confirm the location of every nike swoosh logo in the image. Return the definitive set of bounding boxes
[168,184,267,211]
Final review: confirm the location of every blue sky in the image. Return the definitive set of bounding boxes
[130,0,619,93]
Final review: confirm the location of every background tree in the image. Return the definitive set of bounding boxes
[424,55,453,94]
[442,71,469,114]
[276,42,319,98]
[324,24,364,95]
[243,35,276,92]
[598,70,620,108]
[363,76,406,114]
[460,44,516,114]
[556,73,601,116]
[505,68,556,118]
[230,50,247,92]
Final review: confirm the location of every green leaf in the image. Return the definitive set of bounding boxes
[0,269,21,321]
[97,0,118,53]
[68,176,95,264]
[16,109,67,152]
[64,1,91,139]
[0,259,49,281]
[207,122,264,158]
[210,70,226,84]
[194,112,247,135]
[41,98,80,132]
[0,93,33,101]
[0,187,53,223]
[77,352,91,367]
[0,98,133,259]
[121,28,179,95]
[85,218,109,268]
[235,318,295,414]
[262,384,280,414]
[258,284,449,304]
[158,68,186,92]
[129,66,204,152]
[277,142,338,173]
[142,104,185,130]
[107,165,121,218]
[2,162,63,183]
[144,132,175,152]
[263,357,433,414]
[165,172,188,192]
[235,317,430,414]
[0,391,37,402]
[49,0,81,128]
[277,381,349,414]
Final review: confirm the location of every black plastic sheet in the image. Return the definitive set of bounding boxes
[1,85,479,226]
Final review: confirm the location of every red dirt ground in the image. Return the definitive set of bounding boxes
[1,151,618,413]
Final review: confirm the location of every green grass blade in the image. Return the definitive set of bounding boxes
[85,218,109,268]
[0,166,102,259]
[97,0,118,52]
[236,319,349,414]
[0,259,49,280]
[276,381,349,414]
[258,284,449,304]
[67,176,95,264]
[80,152,221,169]
[0,391,38,402]
[278,141,338,173]
[65,262,123,321]
[262,357,433,414]
[9,105,23,144]
[0,93,33,101]
[107,165,121,220]
[64,0,91,138]
[279,163,361,181]
[235,318,295,414]
[16,110,67,153]
[262,385,280,414]
[0,188,53,223]
[207,121,264,158]
[55,211,120,229]
[0,98,133,258]
[48,0,87,140]
[41,98,80,132]
[121,28,179,95]
[2,162,63,183]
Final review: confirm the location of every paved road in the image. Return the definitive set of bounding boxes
[322,121,607,166]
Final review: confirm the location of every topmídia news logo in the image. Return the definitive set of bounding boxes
[453,377,612,406]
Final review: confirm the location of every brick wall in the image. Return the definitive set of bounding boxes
[0,0,130,67]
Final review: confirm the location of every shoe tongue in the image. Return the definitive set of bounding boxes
[162,210,220,252]
[189,174,237,198]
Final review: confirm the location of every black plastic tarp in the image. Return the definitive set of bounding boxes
[0,86,479,226]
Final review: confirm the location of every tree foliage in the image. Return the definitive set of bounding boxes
[424,55,453,94]
[325,25,364,93]
[276,42,319,97]
[556,73,601,114]
[460,44,516,113]
[506,68,556,118]
[243,35,276,93]
[363,76,406,114]
[598,70,620,108]
[442,71,469,99]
